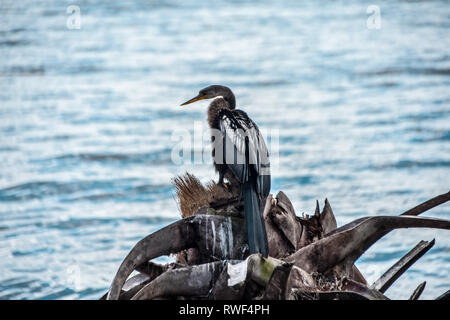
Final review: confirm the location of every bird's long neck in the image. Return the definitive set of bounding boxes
[213,86,235,109]
[222,90,236,110]
[207,98,230,128]
[207,88,236,128]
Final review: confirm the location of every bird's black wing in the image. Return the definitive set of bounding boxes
[217,109,271,197]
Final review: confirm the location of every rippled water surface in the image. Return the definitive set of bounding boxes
[0,0,449,299]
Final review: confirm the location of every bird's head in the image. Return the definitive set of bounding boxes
[180,85,236,109]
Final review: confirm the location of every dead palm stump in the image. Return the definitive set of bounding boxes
[103,174,450,300]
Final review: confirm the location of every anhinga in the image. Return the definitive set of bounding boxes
[181,85,270,257]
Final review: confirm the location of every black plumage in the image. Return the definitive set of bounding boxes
[181,85,270,256]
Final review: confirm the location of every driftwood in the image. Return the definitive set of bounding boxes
[371,240,434,293]
[103,175,450,300]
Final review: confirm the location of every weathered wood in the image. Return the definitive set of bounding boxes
[294,290,369,300]
[371,239,435,293]
[320,198,337,235]
[285,217,449,274]
[131,261,224,300]
[409,281,426,300]
[210,262,247,300]
[435,289,450,300]
[339,278,389,300]
[107,216,197,300]
[284,265,316,299]
[246,255,284,287]
[400,191,450,216]
[135,261,167,278]
[314,200,320,217]
[262,264,292,299]
[271,192,302,250]
[105,176,450,300]
[276,191,297,217]
[100,273,151,300]
[193,214,248,262]
[263,194,294,258]
[291,277,388,300]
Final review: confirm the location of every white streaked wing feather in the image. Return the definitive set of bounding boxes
[219,114,270,177]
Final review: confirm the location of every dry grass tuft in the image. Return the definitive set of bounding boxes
[173,173,209,218]
[172,172,238,218]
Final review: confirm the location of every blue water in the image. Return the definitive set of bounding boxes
[0,0,449,300]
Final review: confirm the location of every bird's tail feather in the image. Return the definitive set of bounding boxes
[243,181,269,257]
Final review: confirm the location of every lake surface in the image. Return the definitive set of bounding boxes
[0,0,449,299]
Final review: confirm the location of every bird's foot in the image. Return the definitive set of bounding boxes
[271,198,278,206]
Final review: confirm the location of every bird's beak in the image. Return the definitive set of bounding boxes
[180,94,206,106]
